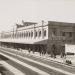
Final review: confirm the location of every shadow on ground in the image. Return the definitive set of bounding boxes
[0,55,9,61]
[0,64,14,75]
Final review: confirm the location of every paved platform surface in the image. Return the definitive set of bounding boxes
[1,47,75,67]
[21,49,75,66]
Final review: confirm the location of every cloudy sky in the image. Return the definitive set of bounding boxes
[0,0,75,32]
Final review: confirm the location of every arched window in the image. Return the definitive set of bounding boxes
[31,31,33,37]
[20,32,22,38]
[18,32,20,38]
[35,31,37,37]
[16,33,18,38]
[25,32,27,37]
[26,31,28,37]
[39,30,41,37]
[22,32,24,38]
[29,32,30,37]
[14,33,16,38]
[44,30,46,37]
[24,32,26,37]
[28,32,29,37]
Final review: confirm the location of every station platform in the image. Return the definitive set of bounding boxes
[0,46,75,67]
[21,49,75,67]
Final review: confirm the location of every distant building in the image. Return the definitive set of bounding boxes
[48,21,75,54]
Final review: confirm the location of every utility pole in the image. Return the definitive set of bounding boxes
[42,20,44,38]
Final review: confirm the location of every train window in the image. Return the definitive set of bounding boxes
[44,30,46,37]
[31,31,33,37]
[39,30,41,37]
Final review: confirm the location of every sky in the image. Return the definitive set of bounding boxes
[0,0,75,32]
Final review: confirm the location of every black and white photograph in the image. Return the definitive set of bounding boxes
[0,0,75,75]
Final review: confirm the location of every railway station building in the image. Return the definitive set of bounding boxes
[0,21,75,55]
